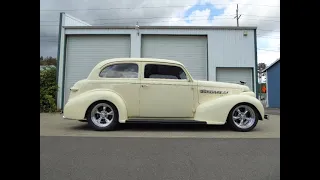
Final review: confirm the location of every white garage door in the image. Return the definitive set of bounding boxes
[141,35,208,80]
[64,35,131,105]
[216,67,254,90]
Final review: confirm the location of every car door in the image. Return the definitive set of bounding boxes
[98,62,141,117]
[139,62,195,118]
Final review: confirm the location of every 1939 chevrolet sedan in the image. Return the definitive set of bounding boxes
[63,58,269,132]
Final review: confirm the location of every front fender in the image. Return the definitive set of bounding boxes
[194,94,265,124]
[63,89,128,122]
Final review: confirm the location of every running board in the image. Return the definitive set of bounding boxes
[125,119,207,125]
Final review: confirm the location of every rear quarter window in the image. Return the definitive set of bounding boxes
[99,63,139,78]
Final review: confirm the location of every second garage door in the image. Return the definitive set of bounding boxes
[141,35,208,80]
[64,35,131,105]
[216,67,254,90]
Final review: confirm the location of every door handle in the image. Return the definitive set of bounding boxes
[141,84,149,88]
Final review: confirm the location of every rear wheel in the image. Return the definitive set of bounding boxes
[86,101,119,131]
[227,104,258,132]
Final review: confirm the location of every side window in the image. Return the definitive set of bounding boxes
[99,63,138,78]
[144,64,187,80]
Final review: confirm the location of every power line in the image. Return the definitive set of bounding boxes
[40,3,280,12]
[40,18,280,26]
[40,14,280,23]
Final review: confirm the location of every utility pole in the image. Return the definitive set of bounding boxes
[234,4,241,27]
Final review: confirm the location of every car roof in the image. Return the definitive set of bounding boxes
[96,58,184,67]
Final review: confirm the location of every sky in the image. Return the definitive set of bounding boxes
[40,0,280,66]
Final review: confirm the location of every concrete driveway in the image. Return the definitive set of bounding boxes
[265,108,280,115]
[40,113,280,138]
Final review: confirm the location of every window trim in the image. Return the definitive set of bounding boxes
[142,62,191,81]
[98,62,140,79]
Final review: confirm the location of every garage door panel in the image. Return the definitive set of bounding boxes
[216,67,253,90]
[141,35,208,80]
[64,35,130,105]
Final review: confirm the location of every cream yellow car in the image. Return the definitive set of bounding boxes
[63,58,269,132]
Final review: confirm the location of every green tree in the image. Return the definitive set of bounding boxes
[257,62,267,80]
[40,67,58,112]
[40,56,57,66]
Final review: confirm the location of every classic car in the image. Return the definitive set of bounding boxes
[63,58,269,132]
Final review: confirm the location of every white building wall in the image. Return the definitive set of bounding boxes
[63,13,92,26]
[56,13,92,109]
[58,27,257,109]
[208,29,256,94]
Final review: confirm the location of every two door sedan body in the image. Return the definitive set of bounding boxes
[63,58,268,132]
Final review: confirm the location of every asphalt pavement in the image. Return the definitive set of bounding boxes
[40,113,280,180]
[265,108,280,115]
[40,136,280,180]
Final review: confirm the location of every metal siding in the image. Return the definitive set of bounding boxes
[63,35,131,105]
[266,61,280,108]
[65,26,257,30]
[65,29,134,34]
[265,71,269,107]
[57,16,66,109]
[139,29,209,35]
[66,29,210,35]
[58,27,257,107]
[254,29,258,98]
[216,67,254,90]
[141,35,208,80]
[56,13,63,109]
[63,14,91,26]
[209,30,255,70]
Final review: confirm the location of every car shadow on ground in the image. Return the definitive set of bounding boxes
[69,122,261,132]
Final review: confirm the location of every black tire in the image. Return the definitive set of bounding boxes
[227,103,258,132]
[86,101,119,131]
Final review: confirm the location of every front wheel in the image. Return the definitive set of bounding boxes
[227,104,258,132]
[86,101,119,131]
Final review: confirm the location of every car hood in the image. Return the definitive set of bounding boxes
[196,80,250,91]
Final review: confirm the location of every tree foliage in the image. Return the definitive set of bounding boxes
[257,62,267,79]
[258,63,267,71]
[40,66,58,112]
[40,56,57,66]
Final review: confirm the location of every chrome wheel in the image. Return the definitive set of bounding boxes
[232,105,256,129]
[90,103,115,128]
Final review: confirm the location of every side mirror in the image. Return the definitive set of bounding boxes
[240,81,246,85]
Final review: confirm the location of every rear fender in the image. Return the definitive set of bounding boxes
[194,94,264,124]
[64,89,128,122]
